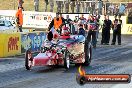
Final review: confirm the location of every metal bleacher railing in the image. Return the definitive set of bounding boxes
[0,0,131,16]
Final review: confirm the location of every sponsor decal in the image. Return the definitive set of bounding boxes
[8,37,19,52]
[127,25,132,32]
[0,15,15,21]
[21,32,46,53]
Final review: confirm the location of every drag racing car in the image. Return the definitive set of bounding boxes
[25,23,92,70]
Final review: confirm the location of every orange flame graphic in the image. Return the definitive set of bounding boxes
[78,66,86,76]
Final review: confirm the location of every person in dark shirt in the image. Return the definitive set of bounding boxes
[94,15,100,41]
[101,15,112,45]
[78,24,85,36]
[111,15,122,45]
[48,13,65,32]
[65,15,72,23]
[79,14,87,27]
[86,15,97,48]
[47,13,65,41]
[117,15,122,45]
[65,15,73,34]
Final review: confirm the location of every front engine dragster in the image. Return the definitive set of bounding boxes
[25,23,92,70]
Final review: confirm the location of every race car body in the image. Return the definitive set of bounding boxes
[25,23,92,70]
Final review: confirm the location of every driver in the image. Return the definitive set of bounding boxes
[61,27,70,36]
[60,26,70,39]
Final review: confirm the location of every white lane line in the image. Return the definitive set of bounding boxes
[111,77,132,88]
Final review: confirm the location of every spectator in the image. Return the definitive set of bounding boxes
[34,0,39,11]
[48,13,65,41]
[70,1,75,13]
[84,2,88,13]
[16,7,23,32]
[75,1,81,13]
[95,15,101,41]
[81,2,85,13]
[91,2,96,14]
[86,15,97,48]
[65,15,72,24]
[79,14,87,26]
[114,5,119,16]
[106,2,110,14]
[64,1,69,13]
[78,24,85,36]
[56,1,62,13]
[61,1,64,13]
[98,0,103,15]
[48,13,65,33]
[111,15,122,45]
[109,4,114,15]
[18,0,24,9]
[117,15,122,44]
[101,15,112,45]
[73,20,79,34]
[44,0,48,12]
[66,15,76,34]
[49,0,54,12]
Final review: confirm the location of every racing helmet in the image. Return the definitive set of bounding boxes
[61,27,70,36]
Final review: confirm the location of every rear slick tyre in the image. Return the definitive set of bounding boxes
[84,41,92,66]
[25,50,33,70]
[64,49,70,69]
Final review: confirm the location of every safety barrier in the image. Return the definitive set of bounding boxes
[0,10,56,29]
[21,31,47,53]
[122,24,132,34]
[0,33,21,57]
[0,31,47,57]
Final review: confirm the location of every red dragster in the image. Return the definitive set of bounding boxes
[25,23,92,70]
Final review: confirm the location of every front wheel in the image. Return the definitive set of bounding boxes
[83,41,92,66]
[25,50,33,70]
[64,49,70,69]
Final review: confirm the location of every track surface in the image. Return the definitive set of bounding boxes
[0,35,132,88]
